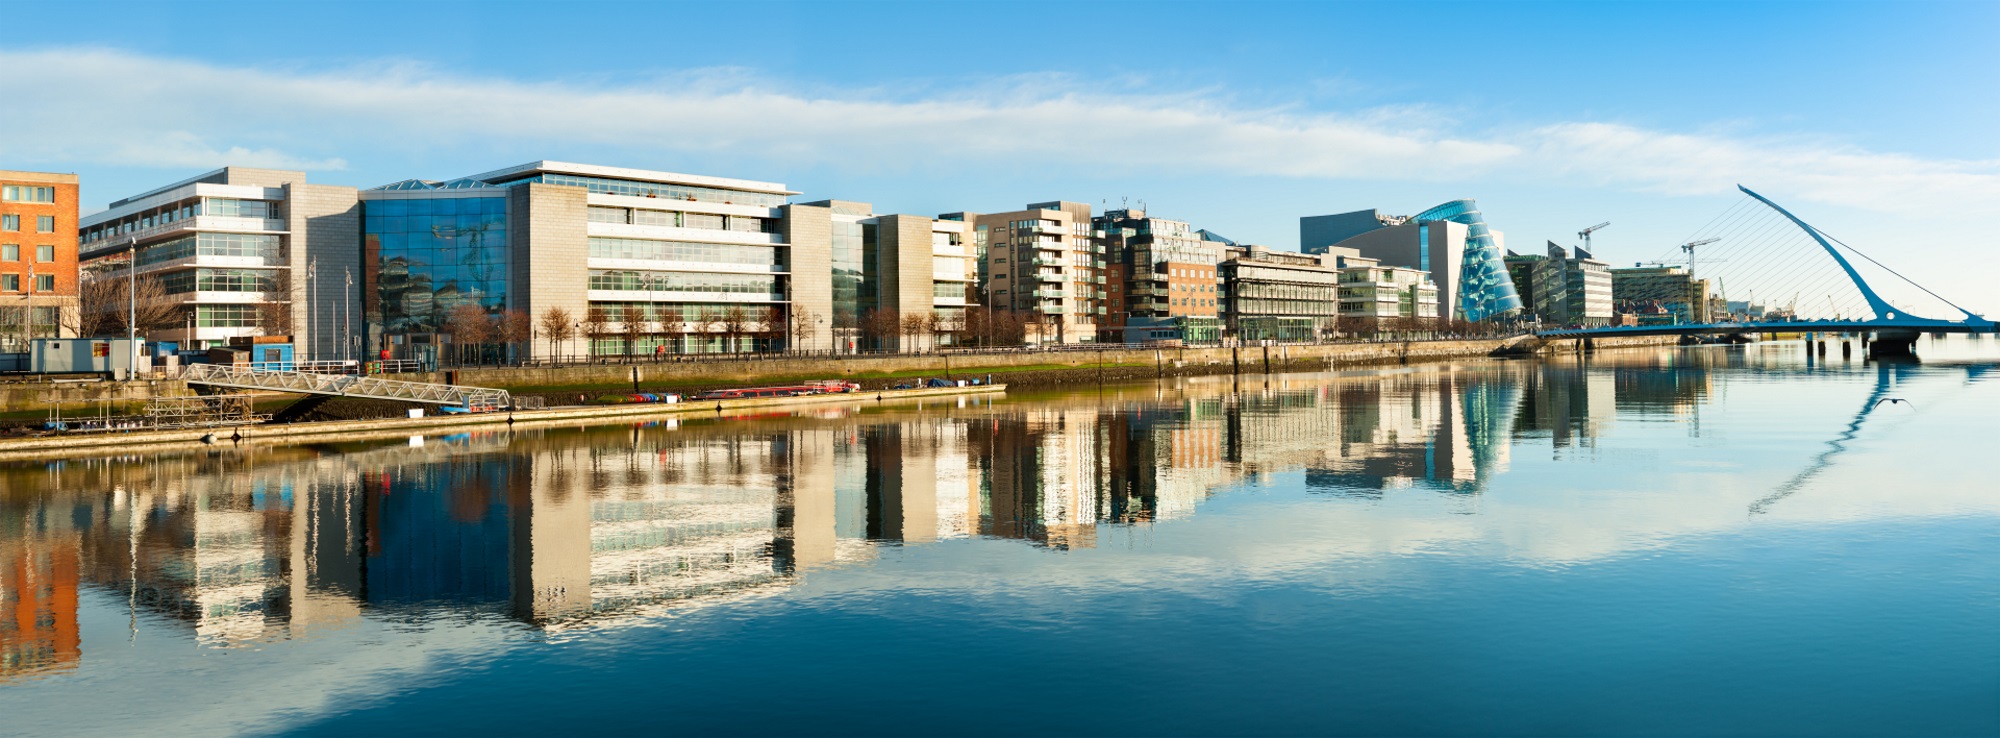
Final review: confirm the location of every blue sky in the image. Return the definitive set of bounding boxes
[7,0,1997,312]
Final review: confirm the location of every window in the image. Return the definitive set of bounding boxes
[36,216,54,233]
[1,274,16,291]
[35,245,53,263]
[0,215,15,231]
[34,274,52,291]
[1,186,55,203]
[1,245,15,261]
[587,206,630,224]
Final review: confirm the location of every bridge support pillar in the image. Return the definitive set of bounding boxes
[1816,340,1826,357]
[1842,341,1852,360]
[1869,330,1919,360]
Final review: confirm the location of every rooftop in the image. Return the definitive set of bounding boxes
[463,160,797,196]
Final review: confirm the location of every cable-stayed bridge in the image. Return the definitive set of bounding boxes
[1535,186,1994,358]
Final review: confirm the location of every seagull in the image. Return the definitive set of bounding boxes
[1870,397,1915,410]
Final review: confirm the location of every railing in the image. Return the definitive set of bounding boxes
[182,363,511,409]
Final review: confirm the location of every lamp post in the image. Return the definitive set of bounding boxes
[307,257,316,360]
[343,267,353,363]
[572,320,580,365]
[126,236,137,379]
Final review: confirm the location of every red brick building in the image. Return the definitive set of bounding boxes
[0,170,80,348]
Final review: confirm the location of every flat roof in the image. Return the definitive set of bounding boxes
[0,170,79,184]
[463,160,798,196]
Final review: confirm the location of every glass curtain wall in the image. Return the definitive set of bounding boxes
[363,194,509,363]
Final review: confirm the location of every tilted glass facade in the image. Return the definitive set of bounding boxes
[1414,199,1522,322]
[362,194,510,353]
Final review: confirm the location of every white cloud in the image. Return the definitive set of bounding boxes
[3,46,1995,217]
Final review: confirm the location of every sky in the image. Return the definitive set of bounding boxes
[6,0,1997,313]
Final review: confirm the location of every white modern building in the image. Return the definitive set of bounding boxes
[78,167,360,357]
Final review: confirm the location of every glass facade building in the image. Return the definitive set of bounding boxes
[361,181,510,361]
[1412,199,1522,322]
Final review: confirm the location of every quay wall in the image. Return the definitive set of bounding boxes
[1,335,1680,414]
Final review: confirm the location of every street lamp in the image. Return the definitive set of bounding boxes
[126,236,137,379]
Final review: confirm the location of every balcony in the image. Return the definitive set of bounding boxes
[1093,275,1106,284]
[1030,256,1064,267]
[1093,260,1106,269]
[1033,288,1066,298]
[1034,271,1063,282]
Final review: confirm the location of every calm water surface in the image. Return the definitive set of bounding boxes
[3,339,1998,736]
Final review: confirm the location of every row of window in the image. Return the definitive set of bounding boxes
[137,233,282,267]
[365,196,505,218]
[586,269,781,296]
[194,304,262,327]
[160,268,279,294]
[586,237,782,268]
[0,186,55,203]
[1,245,57,262]
[0,274,56,292]
[0,215,56,233]
[587,206,776,234]
[589,301,783,324]
[84,198,281,244]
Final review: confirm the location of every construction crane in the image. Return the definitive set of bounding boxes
[1680,237,1721,277]
[1578,222,1611,253]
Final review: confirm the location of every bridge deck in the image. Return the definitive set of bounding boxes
[1538,319,1994,340]
[182,363,512,409]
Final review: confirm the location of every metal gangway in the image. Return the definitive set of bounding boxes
[182,363,512,410]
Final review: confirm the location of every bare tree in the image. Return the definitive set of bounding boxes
[618,306,644,361]
[832,309,858,354]
[255,301,295,341]
[760,306,785,354]
[538,306,574,361]
[926,310,951,349]
[787,305,817,353]
[580,306,611,361]
[900,313,928,354]
[962,306,991,348]
[720,305,751,354]
[75,272,179,339]
[860,308,898,353]
[445,304,493,365]
[498,309,534,363]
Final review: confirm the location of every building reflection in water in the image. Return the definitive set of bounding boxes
[0,350,1811,658]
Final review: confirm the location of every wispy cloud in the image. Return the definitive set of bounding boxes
[4,46,1995,215]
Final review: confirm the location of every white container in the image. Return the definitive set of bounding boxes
[408,408,424,419]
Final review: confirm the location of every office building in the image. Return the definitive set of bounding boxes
[1335,256,1440,322]
[1095,208,1223,344]
[1301,199,1523,322]
[0,171,79,350]
[365,162,798,360]
[362,161,970,361]
[952,202,1105,344]
[1218,245,1340,343]
[79,168,359,355]
[1610,265,1710,325]
[1531,242,1613,327]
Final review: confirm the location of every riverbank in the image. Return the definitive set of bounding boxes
[0,334,1681,428]
[0,383,1006,461]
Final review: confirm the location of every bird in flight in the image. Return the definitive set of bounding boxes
[1870,397,1914,410]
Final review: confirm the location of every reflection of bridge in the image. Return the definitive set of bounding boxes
[1537,186,1994,357]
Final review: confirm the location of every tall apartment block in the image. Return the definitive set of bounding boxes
[0,171,79,350]
[951,202,1105,344]
[1095,208,1224,344]
[1217,245,1342,343]
[78,168,360,357]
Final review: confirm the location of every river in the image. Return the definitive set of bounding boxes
[2,338,1997,736]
